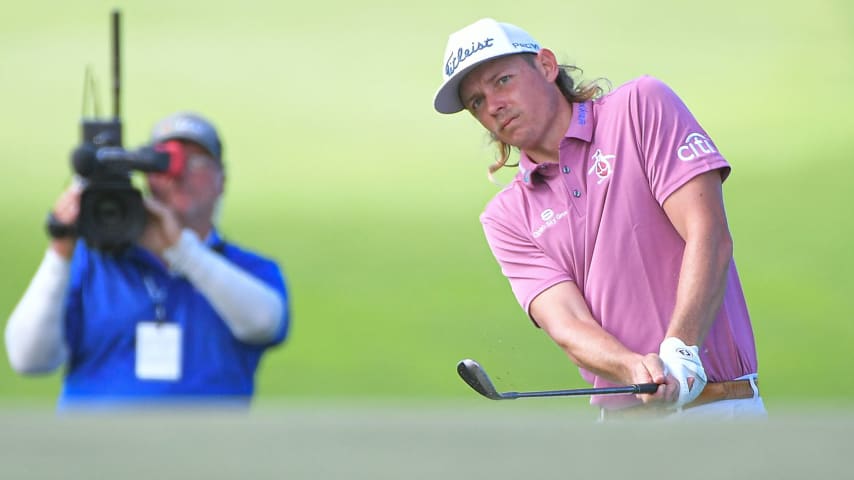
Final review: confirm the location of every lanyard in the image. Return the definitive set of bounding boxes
[142,275,167,322]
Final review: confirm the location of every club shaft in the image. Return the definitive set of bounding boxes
[501,383,658,399]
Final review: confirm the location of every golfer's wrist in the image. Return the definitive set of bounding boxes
[614,351,648,386]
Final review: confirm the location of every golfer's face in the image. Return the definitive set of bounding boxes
[459,54,553,151]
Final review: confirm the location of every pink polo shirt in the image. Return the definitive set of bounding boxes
[480,76,758,408]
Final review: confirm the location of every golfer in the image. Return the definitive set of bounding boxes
[434,18,765,419]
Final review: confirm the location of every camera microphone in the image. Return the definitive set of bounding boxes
[123,147,172,173]
[89,146,171,173]
[71,143,100,177]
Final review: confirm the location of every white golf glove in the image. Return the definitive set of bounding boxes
[658,337,707,409]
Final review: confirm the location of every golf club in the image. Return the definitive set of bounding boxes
[457,358,659,400]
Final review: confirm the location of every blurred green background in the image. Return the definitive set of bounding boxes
[1,0,852,411]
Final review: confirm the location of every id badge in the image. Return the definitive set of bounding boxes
[136,322,182,381]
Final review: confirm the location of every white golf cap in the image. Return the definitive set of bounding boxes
[433,18,541,114]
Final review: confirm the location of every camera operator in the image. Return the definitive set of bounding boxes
[4,112,290,410]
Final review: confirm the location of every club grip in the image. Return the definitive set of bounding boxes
[634,383,660,394]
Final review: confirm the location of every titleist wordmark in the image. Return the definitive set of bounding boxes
[445,37,494,76]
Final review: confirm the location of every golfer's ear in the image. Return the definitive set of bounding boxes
[535,48,560,82]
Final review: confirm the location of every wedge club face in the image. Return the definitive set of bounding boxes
[457,359,507,400]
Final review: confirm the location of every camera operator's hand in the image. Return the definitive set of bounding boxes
[48,183,83,260]
[139,196,182,255]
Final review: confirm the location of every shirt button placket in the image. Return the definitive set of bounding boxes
[562,166,582,197]
[560,159,583,214]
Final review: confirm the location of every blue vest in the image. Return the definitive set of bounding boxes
[58,231,289,410]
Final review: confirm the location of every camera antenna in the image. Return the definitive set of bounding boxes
[81,66,102,118]
[111,9,121,119]
[79,9,119,119]
[77,9,123,148]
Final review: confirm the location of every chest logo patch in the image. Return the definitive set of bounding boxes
[588,149,615,184]
[532,208,569,238]
[541,209,555,222]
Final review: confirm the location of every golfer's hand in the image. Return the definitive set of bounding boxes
[631,353,679,406]
[139,196,182,254]
[659,337,707,408]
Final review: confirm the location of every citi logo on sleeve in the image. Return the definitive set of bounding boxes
[677,133,716,161]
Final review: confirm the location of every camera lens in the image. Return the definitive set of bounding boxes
[93,194,126,228]
[78,180,145,253]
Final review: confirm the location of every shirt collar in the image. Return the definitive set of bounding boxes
[517,100,594,187]
[203,227,223,249]
[566,100,594,142]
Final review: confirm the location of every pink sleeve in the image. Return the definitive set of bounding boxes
[631,76,731,204]
[480,211,572,319]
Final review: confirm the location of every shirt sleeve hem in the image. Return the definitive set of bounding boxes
[658,160,731,206]
[522,275,575,328]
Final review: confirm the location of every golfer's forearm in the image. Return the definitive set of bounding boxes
[531,281,640,385]
[666,234,732,346]
[549,321,641,385]
[5,249,70,373]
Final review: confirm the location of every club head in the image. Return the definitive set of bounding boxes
[457,359,506,400]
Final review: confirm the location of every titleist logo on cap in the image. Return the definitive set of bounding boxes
[445,37,495,77]
[433,18,542,114]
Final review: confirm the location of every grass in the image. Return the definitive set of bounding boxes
[0,406,853,479]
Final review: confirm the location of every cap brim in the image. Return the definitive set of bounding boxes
[432,52,526,114]
[433,75,466,114]
[436,58,497,114]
